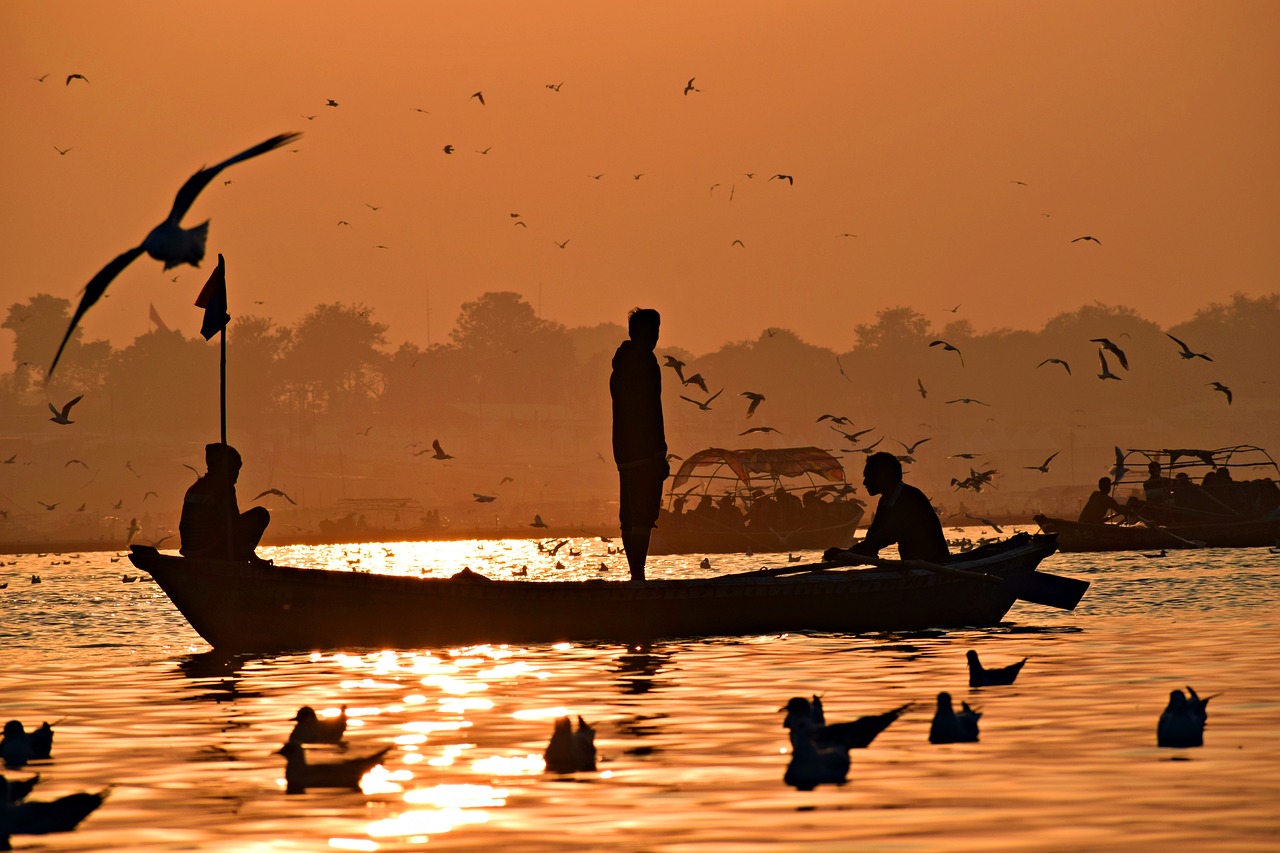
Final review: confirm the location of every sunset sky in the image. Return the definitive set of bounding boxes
[3,1,1277,359]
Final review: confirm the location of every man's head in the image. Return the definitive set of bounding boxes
[627,308,660,350]
[206,443,243,481]
[862,452,903,496]
[1148,461,1161,476]
[1097,476,1112,494]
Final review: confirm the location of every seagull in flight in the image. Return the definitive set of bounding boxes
[929,340,964,366]
[1038,358,1071,374]
[1166,333,1212,361]
[740,426,782,436]
[64,458,89,468]
[325,99,339,107]
[48,132,300,376]
[964,513,1004,533]
[739,391,765,417]
[946,398,990,406]
[1207,382,1232,404]
[1090,338,1129,370]
[816,414,851,425]
[66,73,90,85]
[1024,450,1060,473]
[683,77,699,95]
[917,378,928,398]
[252,487,297,505]
[1072,235,1101,244]
[555,239,570,249]
[770,174,794,185]
[546,81,563,92]
[430,439,454,460]
[54,145,73,156]
[470,91,485,105]
[896,437,931,454]
[48,395,83,424]
[682,373,709,393]
[1097,349,1122,381]
[473,493,497,503]
[662,355,687,384]
[832,426,876,444]
[680,389,723,411]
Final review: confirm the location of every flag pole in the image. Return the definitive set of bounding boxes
[220,322,227,446]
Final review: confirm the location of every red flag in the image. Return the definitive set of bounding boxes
[195,254,230,340]
[148,302,170,334]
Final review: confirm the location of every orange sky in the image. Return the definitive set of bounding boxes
[3,1,1277,358]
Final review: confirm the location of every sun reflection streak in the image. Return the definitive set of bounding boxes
[472,753,546,775]
[511,706,573,720]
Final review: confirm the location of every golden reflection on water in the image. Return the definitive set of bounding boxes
[4,534,1280,850]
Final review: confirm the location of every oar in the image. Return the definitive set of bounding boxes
[1134,516,1207,549]
[718,554,1089,611]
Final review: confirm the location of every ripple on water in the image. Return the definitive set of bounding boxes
[2,537,1279,850]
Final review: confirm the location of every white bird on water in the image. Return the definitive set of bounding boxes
[49,132,301,376]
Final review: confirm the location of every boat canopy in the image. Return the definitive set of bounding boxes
[1115,445,1279,486]
[671,446,846,490]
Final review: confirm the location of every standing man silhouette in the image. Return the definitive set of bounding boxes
[611,308,669,582]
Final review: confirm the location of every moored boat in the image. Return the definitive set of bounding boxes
[651,446,865,555]
[129,532,1073,652]
[1035,445,1280,551]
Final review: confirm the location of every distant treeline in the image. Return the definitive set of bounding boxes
[1,291,1277,534]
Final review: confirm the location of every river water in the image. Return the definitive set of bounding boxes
[3,528,1279,852]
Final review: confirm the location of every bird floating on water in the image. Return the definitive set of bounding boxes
[928,692,980,743]
[0,775,109,849]
[1157,686,1217,748]
[288,706,348,744]
[781,695,912,750]
[966,650,1027,687]
[275,742,389,794]
[543,716,596,773]
[1,721,55,768]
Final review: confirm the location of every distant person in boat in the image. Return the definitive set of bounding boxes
[824,452,949,564]
[610,308,669,582]
[1143,461,1172,504]
[179,442,270,561]
[1078,476,1128,524]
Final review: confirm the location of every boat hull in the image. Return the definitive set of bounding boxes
[648,516,861,555]
[1034,513,1280,552]
[129,534,1059,651]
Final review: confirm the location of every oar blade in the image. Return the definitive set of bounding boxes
[1005,571,1089,611]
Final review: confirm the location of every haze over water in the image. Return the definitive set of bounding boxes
[4,533,1280,851]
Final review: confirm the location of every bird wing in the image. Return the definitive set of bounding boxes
[164,133,301,225]
[252,490,273,501]
[62,395,84,417]
[706,388,723,404]
[433,439,444,453]
[1166,333,1190,354]
[50,246,146,375]
[1044,450,1060,466]
[679,395,701,406]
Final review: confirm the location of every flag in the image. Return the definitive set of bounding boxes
[148,302,170,334]
[195,253,230,340]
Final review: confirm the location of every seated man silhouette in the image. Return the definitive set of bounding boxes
[823,452,949,564]
[179,442,270,561]
[1078,476,1127,524]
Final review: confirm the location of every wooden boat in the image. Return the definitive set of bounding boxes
[1035,444,1280,552]
[1033,513,1280,552]
[128,532,1076,652]
[651,446,865,555]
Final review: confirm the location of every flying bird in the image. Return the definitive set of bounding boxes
[1090,337,1129,369]
[683,77,699,95]
[929,340,964,366]
[1166,333,1212,361]
[252,488,297,505]
[739,391,765,417]
[1037,357,1071,374]
[681,373,708,393]
[48,132,300,376]
[65,73,90,85]
[896,437,931,455]
[530,514,550,528]
[816,414,851,425]
[48,395,83,425]
[470,91,485,105]
[946,398,989,406]
[53,145,72,156]
[1111,446,1128,482]
[680,389,723,411]
[442,145,454,154]
[739,426,782,436]
[731,239,744,247]
[662,355,686,384]
[1207,382,1232,404]
[769,174,794,185]
[64,459,88,468]
[1071,235,1101,244]
[325,99,339,107]
[1097,349,1122,381]
[917,378,927,398]
[966,650,1027,687]
[833,425,876,444]
[473,493,497,503]
[555,239,570,249]
[430,439,454,460]
[546,81,563,92]
[34,73,50,82]
[38,501,59,511]
[1024,450,1060,473]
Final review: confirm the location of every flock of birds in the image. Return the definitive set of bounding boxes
[778,651,1215,791]
[0,646,1222,847]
